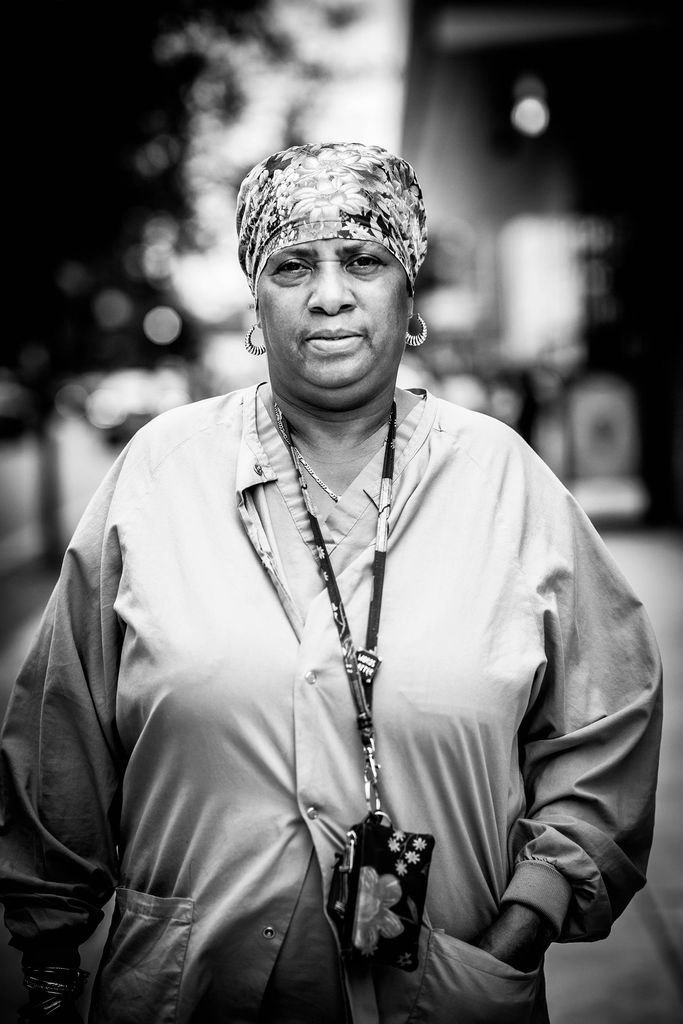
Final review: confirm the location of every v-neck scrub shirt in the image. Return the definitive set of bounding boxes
[0,385,662,1024]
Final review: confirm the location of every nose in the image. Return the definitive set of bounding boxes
[307,261,355,315]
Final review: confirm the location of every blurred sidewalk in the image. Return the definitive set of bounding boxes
[0,527,681,1022]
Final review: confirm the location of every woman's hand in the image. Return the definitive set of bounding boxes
[476,903,555,973]
[19,995,84,1023]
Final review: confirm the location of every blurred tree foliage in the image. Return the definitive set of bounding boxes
[7,0,365,381]
[4,0,368,562]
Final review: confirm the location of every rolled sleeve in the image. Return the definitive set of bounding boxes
[501,858,573,937]
[0,450,129,959]
[508,490,663,942]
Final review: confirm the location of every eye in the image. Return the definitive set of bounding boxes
[346,253,383,273]
[273,257,311,277]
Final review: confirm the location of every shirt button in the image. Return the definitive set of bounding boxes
[306,805,319,820]
[262,925,276,939]
[254,463,264,475]
[304,670,317,685]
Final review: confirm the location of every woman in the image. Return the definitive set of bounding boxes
[0,143,662,1023]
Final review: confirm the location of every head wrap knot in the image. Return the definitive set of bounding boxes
[236,142,427,296]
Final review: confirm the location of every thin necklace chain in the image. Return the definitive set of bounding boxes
[273,403,340,503]
[291,447,341,503]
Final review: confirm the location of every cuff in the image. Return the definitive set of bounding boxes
[19,941,81,969]
[501,858,572,938]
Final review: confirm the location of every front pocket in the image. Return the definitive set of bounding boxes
[89,887,194,1024]
[408,928,541,1024]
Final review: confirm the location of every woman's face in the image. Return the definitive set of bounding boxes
[256,237,413,412]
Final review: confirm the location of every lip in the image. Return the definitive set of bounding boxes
[305,330,362,341]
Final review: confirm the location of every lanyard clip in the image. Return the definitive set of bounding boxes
[363,741,382,813]
[331,829,357,917]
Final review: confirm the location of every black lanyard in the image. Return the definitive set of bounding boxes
[275,401,397,810]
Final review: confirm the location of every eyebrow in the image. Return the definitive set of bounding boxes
[273,240,384,259]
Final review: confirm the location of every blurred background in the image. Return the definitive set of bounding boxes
[1,1,681,1020]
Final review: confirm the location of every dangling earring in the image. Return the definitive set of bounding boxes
[405,313,427,347]
[244,324,266,356]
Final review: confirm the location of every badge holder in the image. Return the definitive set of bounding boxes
[327,724,435,971]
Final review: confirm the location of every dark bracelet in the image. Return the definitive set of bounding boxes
[22,965,89,998]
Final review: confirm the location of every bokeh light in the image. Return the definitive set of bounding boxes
[92,289,134,329]
[511,95,550,136]
[142,305,182,345]
[511,73,550,137]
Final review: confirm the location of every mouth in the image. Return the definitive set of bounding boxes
[305,330,362,342]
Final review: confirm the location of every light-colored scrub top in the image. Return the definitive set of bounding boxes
[0,385,662,1024]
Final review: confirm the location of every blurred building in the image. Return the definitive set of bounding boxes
[401,0,681,526]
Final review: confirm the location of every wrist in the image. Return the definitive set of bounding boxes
[19,967,88,1024]
[23,965,89,997]
[477,903,554,972]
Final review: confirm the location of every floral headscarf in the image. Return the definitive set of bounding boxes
[236,142,428,296]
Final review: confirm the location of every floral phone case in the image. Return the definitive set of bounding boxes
[328,811,435,971]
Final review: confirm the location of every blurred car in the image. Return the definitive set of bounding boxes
[85,365,192,445]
